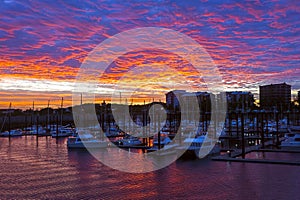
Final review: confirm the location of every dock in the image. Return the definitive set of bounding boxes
[212,156,300,166]
[212,137,300,165]
[113,145,151,149]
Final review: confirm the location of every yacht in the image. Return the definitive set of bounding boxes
[105,127,122,137]
[153,133,172,146]
[67,133,108,149]
[0,129,23,137]
[280,132,300,149]
[23,126,47,136]
[146,133,172,152]
[51,127,74,137]
[290,126,300,132]
[147,143,180,157]
[264,124,277,137]
[177,133,220,159]
[147,141,179,154]
[114,135,142,147]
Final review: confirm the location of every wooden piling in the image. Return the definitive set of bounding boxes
[241,113,245,159]
[24,115,27,137]
[8,104,11,140]
[236,112,239,138]
[56,114,59,141]
[261,112,265,149]
[276,112,279,146]
[36,115,39,145]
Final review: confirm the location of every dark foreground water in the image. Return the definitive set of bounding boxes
[1,137,300,200]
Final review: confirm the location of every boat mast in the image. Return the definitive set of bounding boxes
[47,100,50,130]
[32,101,34,133]
[60,97,63,127]
[8,102,11,138]
[0,102,10,133]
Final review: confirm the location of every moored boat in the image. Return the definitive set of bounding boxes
[280,132,300,149]
[51,127,74,137]
[0,129,23,137]
[147,133,172,152]
[177,133,220,159]
[114,134,143,147]
[67,133,108,149]
[153,133,172,146]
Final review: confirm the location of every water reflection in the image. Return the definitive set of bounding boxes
[0,137,300,199]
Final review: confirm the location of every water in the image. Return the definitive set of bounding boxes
[0,137,300,199]
[245,151,300,162]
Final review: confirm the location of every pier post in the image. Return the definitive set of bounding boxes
[256,112,259,144]
[276,112,279,146]
[178,110,182,145]
[31,112,33,134]
[200,110,204,131]
[236,112,239,139]
[158,112,161,150]
[229,112,232,137]
[241,112,245,159]
[56,114,59,143]
[25,115,27,137]
[228,111,233,149]
[266,112,269,136]
[36,115,39,146]
[261,112,265,149]
[8,110,11,140]
[205,112,208,132]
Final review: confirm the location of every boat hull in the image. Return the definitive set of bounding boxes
[0,130,23,137]
[67,141,108,149]
[280,143,300,150]
[179,145,220,159]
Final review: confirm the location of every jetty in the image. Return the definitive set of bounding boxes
[212,137,300,165]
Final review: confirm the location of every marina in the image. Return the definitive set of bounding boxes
[1,105,300,158]
[1,0,300,198]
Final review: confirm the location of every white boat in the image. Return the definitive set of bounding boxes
[153,133,172,146]
[51,127,74,137]
[264,124,277,137]
[290,126,300,132]
[0,129,23,137]
[105,127,121,137]
[148,142,179,155]
[23,127,33,135]
[148,133,172,151]
[178,134,220,159]
[147,143,180,158]
[67,133,108,149]
[23,126,47,136]
[115,135,142,147]
[280,132,300,149]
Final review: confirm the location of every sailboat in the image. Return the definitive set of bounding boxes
[0,103,22,137]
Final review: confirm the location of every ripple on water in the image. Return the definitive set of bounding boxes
[0,137,300,199]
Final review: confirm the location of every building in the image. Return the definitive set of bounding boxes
[195,92,211,113]
[165,90,187,110]
[182,92,211,113]
[298,91,300,103]
[226,91,255,112]
[259,83,291,111]
[166,90,211,112]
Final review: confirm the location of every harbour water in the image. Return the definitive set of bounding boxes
[1,136,300,199]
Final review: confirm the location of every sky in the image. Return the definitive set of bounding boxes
[0,0,299,109]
